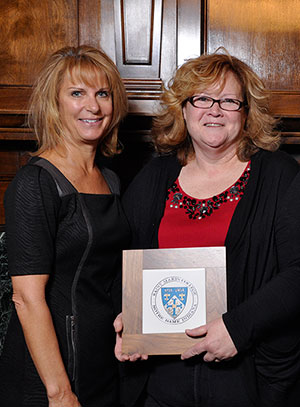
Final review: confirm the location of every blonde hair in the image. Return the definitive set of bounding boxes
[152,50,280,164]
[28,45,127,156]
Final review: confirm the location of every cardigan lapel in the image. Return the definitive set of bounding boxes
[225,150,263,251]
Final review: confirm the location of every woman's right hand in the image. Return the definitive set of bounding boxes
[48,389,81,407]
[114,313,148,362]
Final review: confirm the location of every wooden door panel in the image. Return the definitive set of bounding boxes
[206,0,300,117]
[177,0,202,67]
[114,0,163,78]
[0,0,78,86]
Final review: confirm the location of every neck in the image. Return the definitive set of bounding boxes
[191,146,242,173]
[41,141,98,173]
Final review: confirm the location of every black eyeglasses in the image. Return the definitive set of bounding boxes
[186,96,246,111]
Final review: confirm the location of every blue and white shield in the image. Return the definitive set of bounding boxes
[161,287,188,319]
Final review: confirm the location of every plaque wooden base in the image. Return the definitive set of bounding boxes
[122,247,226,355]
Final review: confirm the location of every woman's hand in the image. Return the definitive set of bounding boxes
[181,317,238,362]
[114,313,148,362]
[114,313,129,362]
[48,389,81,407]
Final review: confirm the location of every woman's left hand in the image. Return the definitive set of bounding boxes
[114,313,148,362]
[181,317,238,362]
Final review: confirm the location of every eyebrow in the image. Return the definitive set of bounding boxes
[67,86,110,91]
[194,93,242,99]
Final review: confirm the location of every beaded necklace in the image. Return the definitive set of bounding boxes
[166,162,251,220]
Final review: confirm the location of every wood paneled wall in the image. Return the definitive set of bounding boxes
[0,0,300,227]
[206,0,300,119]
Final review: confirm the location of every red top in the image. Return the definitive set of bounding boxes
[158,162,251,248]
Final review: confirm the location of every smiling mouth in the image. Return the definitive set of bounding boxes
[204,123,223,127]
[79,118,103,123]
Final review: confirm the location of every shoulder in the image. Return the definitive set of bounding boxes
[129,154,181,186]
[123,155,179,196]
[253,149,299,174]
[122,154,181,215]
[250,150,299,201]
[4,160,59,206]
[4,162,60,276]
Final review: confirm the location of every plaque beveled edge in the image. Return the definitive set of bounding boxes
[122,247,227,355]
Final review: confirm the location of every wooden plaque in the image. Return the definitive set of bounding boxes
[122,247,227,355]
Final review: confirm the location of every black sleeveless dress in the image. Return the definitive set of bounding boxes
[0,157,130,406]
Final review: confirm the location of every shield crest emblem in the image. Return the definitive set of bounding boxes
[161,287,188,319]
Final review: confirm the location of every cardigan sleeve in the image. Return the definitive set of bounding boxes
[223,160,300,389]
[223,152,300,350]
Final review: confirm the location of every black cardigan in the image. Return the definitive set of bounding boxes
[122,149,300,405]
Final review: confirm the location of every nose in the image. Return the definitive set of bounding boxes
[86,96,100,114]
[208,101,223,115]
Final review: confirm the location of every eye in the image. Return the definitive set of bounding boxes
[97,90,110,98]
[71,90,82,97]
[194,96,211,102]
[222,98,239,105]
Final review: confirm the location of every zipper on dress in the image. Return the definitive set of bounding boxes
[66,315,76,382]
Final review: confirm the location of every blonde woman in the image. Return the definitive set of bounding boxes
[0,45,129,407]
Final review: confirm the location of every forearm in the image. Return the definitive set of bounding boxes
[223,267,300,352]
[15,298,72,400]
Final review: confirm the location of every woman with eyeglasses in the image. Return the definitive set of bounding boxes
[115,51,300,406]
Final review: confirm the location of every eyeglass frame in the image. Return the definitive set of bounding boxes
[185,95,247,112]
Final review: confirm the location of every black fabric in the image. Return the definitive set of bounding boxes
[0,157,130,407]
[120,149,300,406]
[145,354,255,407]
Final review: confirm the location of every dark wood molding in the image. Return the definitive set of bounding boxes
[270,91,300,118]
[0,86,32,114]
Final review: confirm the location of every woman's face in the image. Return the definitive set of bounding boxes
[58,69,113,147]
[183,71,247,157]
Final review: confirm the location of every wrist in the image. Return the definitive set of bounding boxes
[46,378,72,400]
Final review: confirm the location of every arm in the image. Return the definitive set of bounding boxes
[182,207,300,364]
[182,156,300,363]
[12,274,80,406]
[4,166,82,405]
[222,155,300,353]
[223,191,300,354]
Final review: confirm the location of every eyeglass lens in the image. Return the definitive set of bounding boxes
[191,96,242,111]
